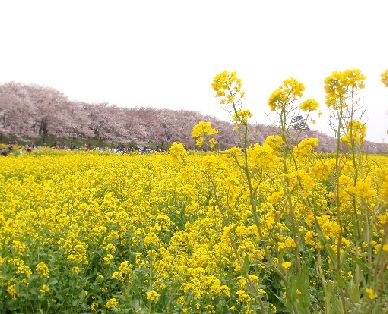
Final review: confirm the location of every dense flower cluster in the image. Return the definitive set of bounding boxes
[211,70,244,105]
[324,69,366,109]
[191,121,218,148]
[0,68,386,313]
[299,98,320,112]
[341,120,367,145]
[0,146,386,313]
[232,109,252,128]
[268,77,305,111]
[381,69,388,87]
[168,141,187,161]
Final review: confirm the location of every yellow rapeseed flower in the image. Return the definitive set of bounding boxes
[300,98,319,111]
[7,282,17,299]
[169,142,187,161]
[365,288,378,300]
[381,69,388,87]
[40,284,50,294]
[146,290,160,301]
[268,77,305,111]
[281,261,292,270]
[105,297,118,309]
[36,262,49,278]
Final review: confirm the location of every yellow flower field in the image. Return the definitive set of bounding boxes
[0,69,387,313]
[0,150,386,313]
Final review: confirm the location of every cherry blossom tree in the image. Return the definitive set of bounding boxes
[0,82,385,153]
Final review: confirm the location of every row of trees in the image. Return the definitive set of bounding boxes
[0,82,385,152]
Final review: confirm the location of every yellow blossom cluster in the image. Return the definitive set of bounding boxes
[232,109,252,127]
[168,141,187,161]
[341,120,367,145]
[268,77,305,111]
[105,297,118,309]
[381,69,388,87]
[191,121,218,148]
[0,67,386,313]
[36,262,49,278]
[324,69,366,109]
[146,290,161,301]
[299,98,320,112]
[211,70,244,105]
[0,145,386,313]
[292,138,319,159]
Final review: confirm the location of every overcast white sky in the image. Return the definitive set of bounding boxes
[0,0,387,142]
